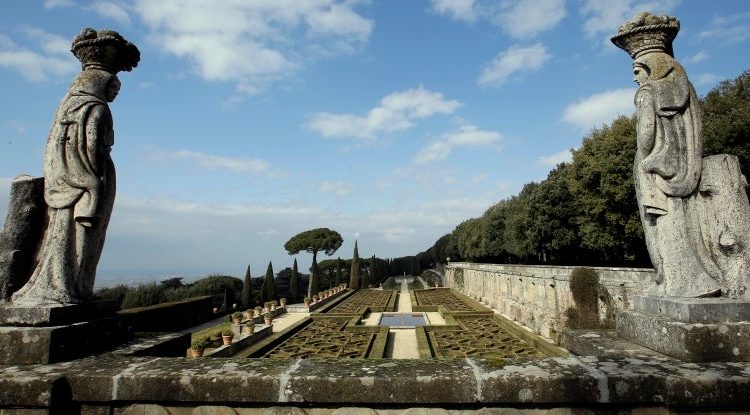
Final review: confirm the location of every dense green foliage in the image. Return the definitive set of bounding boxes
[703,70,750,196]
[284,227,343,298]
[97,274,243,310]
[389,70,750,273]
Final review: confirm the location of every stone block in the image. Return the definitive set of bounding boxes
[615,309,750,362]
[631,295,750,323]
[559,329,665,359]
[0,317,127,364]
[115,332,191,358]
[0,300,118,326]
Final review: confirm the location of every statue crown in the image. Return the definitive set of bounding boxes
[611,12,680,58]
[71,28,140,74]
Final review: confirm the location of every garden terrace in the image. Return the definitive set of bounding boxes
[327,288,398,314]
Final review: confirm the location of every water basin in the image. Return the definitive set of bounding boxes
[378,313,427,327]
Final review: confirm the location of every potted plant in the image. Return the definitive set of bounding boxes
[254,306,262,317]
[312,294,319,303]
[245,320,255,335]
[232,311,243,324]
[279,297,287,307]
[264,311,274,325]
[272,299,278,310]
[244,309,254,320]
[191,335,209,358]
[303,297,311,307]
[221,329,234,346]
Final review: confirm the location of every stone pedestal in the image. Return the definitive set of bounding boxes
[616,295,750,362]
[0,301,129,364]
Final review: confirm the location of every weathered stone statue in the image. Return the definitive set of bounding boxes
[9,29,139,305]
[612,13,750,299]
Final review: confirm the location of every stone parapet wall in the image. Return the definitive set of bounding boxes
[1,353,748,412]
[445,263,655,339]
[117,296,215,332]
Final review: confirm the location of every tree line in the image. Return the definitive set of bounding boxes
[394,70,750,274]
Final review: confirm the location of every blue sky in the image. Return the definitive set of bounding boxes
[1,0,749,286]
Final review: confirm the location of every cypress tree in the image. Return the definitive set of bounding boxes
[260,261,277,303]
[371,255,378,284]
[241,264,253,307]
[349,241,360,290]
[290,259,299,303]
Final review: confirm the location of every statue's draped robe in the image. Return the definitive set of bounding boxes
[11,90,115,305]
[634,64,722,297]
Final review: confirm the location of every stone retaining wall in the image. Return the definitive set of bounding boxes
[445,263,655,339]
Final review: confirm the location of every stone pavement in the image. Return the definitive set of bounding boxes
[389,277,419,359]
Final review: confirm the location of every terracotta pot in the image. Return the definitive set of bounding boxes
[304,300,310,307]
[245,324,255,334]
[222,335,233,346]
[233,318,242,324]
[264,317,273,325]
[191,348,204,358]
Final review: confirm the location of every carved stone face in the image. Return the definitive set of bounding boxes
[105,77,121,102]
[633,64,649,86]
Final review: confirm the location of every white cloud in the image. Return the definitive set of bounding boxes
[22,27,70,56]
[132,0,373,95]
[580,0,681,39]
[153,149,284,177]
[478,43,550,87]
[685,50,709,65]
[699,13,750,44]
[562,88,636,130]
[432,0,564,38]
[319,181,352,196]
[430,0,478,22]
[0,30,77,82]
[97,191,488,278]
[8,121,28,135]
[495,0,566,39]
[414,124,502,164]
[306,86,462,139]
[694,73,721,86]
[44,0,75,8]
[538,149,572,167]
[88,1,131,25]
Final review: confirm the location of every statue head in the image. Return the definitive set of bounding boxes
[633,52,677,86]
[71,28,140,74]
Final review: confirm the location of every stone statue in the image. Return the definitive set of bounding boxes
[612,13,750,299]
[10,29,139,305]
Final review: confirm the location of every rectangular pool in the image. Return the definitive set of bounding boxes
[378,313,427,327]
